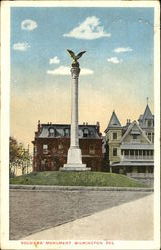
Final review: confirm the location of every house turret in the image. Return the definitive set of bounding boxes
[138,104,154,129]
[104,111,122,165]
[138,104,154,142]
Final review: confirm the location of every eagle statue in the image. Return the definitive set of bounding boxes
[67,49,86,67]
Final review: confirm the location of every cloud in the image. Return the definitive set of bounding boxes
[63,16,111,40]
[47,66,94,75]
[12,42,30,51]
[49,56,60,64]
[21,19,38,31]
[107,57,123,64]
[114,47,133,53]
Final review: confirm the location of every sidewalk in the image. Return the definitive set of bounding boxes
[10,184,153,191]
[23,194,153,241]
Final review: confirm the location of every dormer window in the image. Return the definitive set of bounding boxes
[83,128,89,137]
[64,128,70,137]
[49,127,55,136]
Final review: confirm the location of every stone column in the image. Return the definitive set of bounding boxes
[61,65,90,171]
[70,67,80,151]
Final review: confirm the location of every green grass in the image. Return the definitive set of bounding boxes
[10,171,147,187]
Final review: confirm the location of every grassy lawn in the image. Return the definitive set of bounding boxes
[10,171,147,187]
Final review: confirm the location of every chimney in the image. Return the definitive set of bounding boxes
[96,121,100,134]
[126,119,131,126]
[38,120,41,132]
[96,121,100,127]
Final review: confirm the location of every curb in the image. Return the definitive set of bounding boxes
[9,184,154,192]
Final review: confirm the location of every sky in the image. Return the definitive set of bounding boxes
[10,6,154,149]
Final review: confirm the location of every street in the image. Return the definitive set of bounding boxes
[10,189,152,240]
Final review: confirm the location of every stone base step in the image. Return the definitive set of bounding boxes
[60,164,91,171]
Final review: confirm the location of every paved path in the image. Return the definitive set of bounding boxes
[23,194,153,241]
[10,189,152,240]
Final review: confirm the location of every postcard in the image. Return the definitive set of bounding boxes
[1,1,160,249]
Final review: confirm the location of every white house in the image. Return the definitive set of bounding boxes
[104,104,154,175]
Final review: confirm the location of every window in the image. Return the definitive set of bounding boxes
[41,159,46,165]
[132,134,137,140]
[64,128,70,137]
[34,146,37,154]
[83,128,89,137]
[124,150,129,156]
[147,133,151,141]
[147,120,151,127]
[113,132,117,140]
[89,145,95,154]
[43,144,48,154]
[130,150,134,156]
[58,144,63,150]
[49,128,55,136]
[113,148,117,156]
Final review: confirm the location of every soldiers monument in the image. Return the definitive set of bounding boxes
[61,50,91,171]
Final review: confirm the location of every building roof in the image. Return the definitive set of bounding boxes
[105,111,121,132]
[120,121,151,144]
[138,104,153,121]
[35,123,101,139]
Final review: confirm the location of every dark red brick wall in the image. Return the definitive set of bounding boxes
[33,137,103,171]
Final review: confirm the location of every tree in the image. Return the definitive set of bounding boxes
[9,137,30,177]
[10,137,29,162]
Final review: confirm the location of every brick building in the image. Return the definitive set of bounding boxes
[32,122,103,171]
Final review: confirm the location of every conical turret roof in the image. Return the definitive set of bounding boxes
[142,104,153,120]
[105,111,121,132]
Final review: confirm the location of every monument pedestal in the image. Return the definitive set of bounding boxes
[60,147,90,171]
